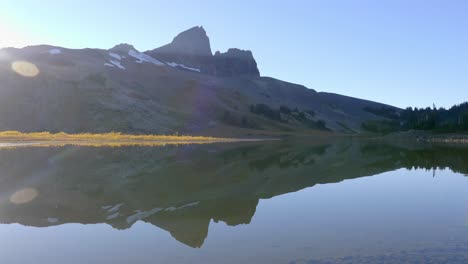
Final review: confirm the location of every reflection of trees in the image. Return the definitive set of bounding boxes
[360,142,468,175]
[0,140,466,247]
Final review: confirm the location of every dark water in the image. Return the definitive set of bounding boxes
[0,139,467,263]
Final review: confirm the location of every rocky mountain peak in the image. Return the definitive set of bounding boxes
[154,26,212,57]
[215,48,254,58]
[214,48,260,77]
[110,43,137,53]
[146,26,259,77]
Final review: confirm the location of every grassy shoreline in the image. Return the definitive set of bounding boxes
[0,131,272,148]
[0,131,233,142]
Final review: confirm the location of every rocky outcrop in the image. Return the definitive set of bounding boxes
[146,26,213,73]
[153,26,212,57]
[214,48,260,77]
[146,26,260,77]
[109,43,136,53]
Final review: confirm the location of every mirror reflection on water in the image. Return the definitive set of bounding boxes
[0,139,467,263]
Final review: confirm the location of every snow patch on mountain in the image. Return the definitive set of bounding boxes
[180,64,201,72]
[167,62,200,72]
[104,63,115,68]
[128,49,164,65]
[109,52,121,60]
[109,60,125,69]
[48,49,61,55]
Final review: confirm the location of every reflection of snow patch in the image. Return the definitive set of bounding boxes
[48,49,61,55]
[125,201,200,224]
[126,207,162,224]
[167,62,200,72]
[164,201,200,211]
[103,204,123,220]
[106,212,120,220]
[109,52,121,60]
[109,60,125,69]
[107,203,124,213]
[47,217,59,223]
[178,201,200,209]
[128,49,164,65]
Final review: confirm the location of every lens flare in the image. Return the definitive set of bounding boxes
[10,188,39,204]
[11,61,39,77]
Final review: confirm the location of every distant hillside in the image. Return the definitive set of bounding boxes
[0,26,398,136]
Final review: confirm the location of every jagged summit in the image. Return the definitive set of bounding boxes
[215,48,254,58]
[214,49,260,77]
[153,26,212,57]
[109,43,137,53]
[146,26,260,77]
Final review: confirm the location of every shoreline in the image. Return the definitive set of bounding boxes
[0,131,279,148]
[372,130,468,145]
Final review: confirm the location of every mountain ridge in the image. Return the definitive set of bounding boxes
[145,26,260,77]
[0,26,399,136]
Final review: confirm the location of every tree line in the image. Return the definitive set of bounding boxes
[362,102,468,133]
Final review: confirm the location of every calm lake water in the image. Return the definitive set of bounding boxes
[0,139,467,263]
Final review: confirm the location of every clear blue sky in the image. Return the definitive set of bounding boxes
[1,0,467,109]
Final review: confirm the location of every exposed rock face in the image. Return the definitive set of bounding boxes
[154,26,212,57]
[109,43,136,53]
[146,26,213,73]
[146,26,260,77]
[214,49,260,77]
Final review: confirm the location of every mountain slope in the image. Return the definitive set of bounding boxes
[0,27,398,136]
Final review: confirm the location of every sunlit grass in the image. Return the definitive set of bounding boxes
[0,131,245,148]
[0,141,218,149]
[0,131,226,141]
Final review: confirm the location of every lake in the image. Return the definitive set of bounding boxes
[0,139,467,263]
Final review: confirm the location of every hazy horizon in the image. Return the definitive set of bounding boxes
[1,0,467,109]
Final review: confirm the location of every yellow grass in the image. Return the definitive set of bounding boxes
[0,131,227,142]
[0,141,220,149]
[0,131,272,149]
[0,131,252,148]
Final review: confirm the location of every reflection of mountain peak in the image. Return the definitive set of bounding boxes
[211,199,258,226]
[147,211,210,248]
[0,141,467,247]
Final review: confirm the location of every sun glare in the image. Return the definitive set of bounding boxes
[10,188,39,204]
[0,23,26,48]
[11,61,40,77]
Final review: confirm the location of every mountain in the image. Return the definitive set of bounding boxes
[0,26,399,136]
[150,26,212,57]
[146,26,260,77]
